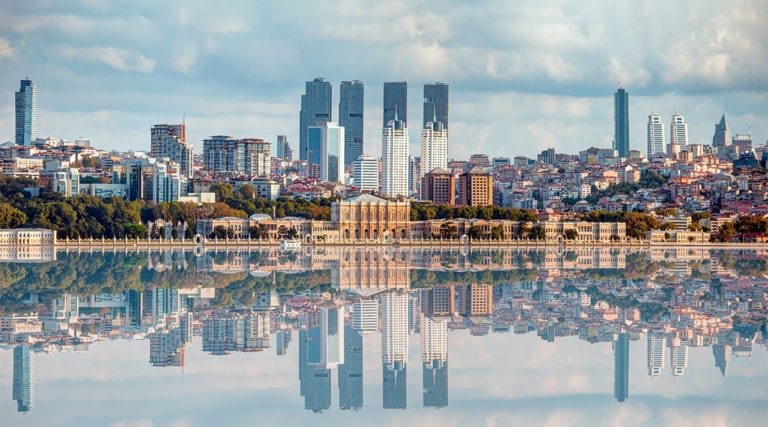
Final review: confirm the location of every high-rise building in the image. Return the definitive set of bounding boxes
[353,155,379,192]
[614,86,630,157]
[422,168,455,205]
[202,136,271,177]
[300,78,332,161]
[423,82,449,132]
[307,122,345,182]
[338,326,364,410]
[276,135,291,160]
[712,114,731,147]
[670,113,688,147]
[12,345,35,412]
[614,333,629,403]
[420,120,448,182]
[647,332,666,376]
[150,124,194,178]
[381,118,409,198]
[339,80,364,167]
[458,167,493,207]
[383,82,407,127]
[15,79,38,146]
[647,112,665,157]
[409,155,421,196]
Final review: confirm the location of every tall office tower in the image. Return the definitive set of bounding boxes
[150,124,194,178]
[421,314,448,408]
[669,337,688,377]
[299,328,332,413]
[307,122,345,182]
[339,80,364,166]
[409,155,421,196]
[423,82,449,132]
[670,113,688,146]
[15,79,37,146]
[381,293,409,409]
[353,155,379,191]
[647,112,665,157]
[338,326,364,410]
[202,136,271,177]
[712,114,731,147]
[647,332,666,376]
[381,118,409,198]
[300,78,332,161]
[458,167,493,207]
[614,333,629,403]
[13,345,35,412]
[422,168,455,205]
[614,85,630,157]
[276,135,289,160]
[420,119,448,181]
[383,82,408,127]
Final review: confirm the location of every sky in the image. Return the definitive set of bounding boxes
[0,0,766,160]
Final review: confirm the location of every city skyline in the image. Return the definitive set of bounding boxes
[0,2,764,160]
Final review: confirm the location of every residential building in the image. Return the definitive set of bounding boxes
[339,80,364,166]
[353,155,379,191]
[458,167,493,206]
[150,124,193,178]
[423,82,449,132]
[422,168,455,205]
[647,112,665,157]
[383,82,407,127]
[670,113,688,146]
[202,136,271,177]
[614,86,630,157]
[420,120,448,182]
[381,118,409,198]
[39,160,79,197]
[15,79,37,147]
[299,78,332,161]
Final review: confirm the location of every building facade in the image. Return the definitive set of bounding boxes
[381,119,409,198]
[15,79,37,147]
[420,121,448,183]
[150,124,193,178]
[339,80,364,167]
[458,167,492,206]
[353,155,379,191]
[202,136,271,177]
[331,194,411,241]
[299,78,332,161]
[422,167,455,205]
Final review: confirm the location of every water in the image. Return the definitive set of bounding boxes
[0,247,766,426]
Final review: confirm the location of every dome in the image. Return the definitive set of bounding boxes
[249,213,272,222]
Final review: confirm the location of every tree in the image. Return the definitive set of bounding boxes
[660,222,677,231]
[439,222,458,239]
[211,182,234,202]
[564,229,578,241]
[468,225,484,240]
[719,222,735,242]
[237,184,256,199]
[491,225,505,240]
[528,225,546,241]
[0,204,27,228]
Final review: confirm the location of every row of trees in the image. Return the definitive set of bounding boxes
[411,202,539,222]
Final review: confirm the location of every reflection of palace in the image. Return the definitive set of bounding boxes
[12,345,36,413]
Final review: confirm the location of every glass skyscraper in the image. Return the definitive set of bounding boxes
[15,79,38,146]
[299,78,332,161]
[614,86,630,157]
[383,82,407,127]
[339,80,364,167]
[423,82,449,131]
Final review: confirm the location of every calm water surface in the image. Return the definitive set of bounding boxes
[0,247,766,426]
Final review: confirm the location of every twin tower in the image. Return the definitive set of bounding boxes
[298,79,449,198]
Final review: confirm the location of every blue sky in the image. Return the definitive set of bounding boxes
[0,0,766,159]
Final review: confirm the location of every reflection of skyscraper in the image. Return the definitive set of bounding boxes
[299,329,332,413]
[149,312,193,367]
[276,329,292,356]
[421,314,448,408]
[13,345,35,412]
[669,336,688,377]
[338,326,363,410]
[353,300,379,332]
[647,332,666,376]
[202,312,270,354]
[420,287,455,319]
[307,308,344,367]
[381,293,409,409]
[456,284,493,316]
[712,339,731,377]
[614,333,629,403]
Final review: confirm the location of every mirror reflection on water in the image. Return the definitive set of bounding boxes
[1,247,766,426]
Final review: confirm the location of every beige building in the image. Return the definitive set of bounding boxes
[646,230,709,243]
[0,228,56,245]
[422,167,455,205]
[540,221,626,242]
[331,194,410,241]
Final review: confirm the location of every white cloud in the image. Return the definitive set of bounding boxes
[59,46,157,73]
[0,38,12,58]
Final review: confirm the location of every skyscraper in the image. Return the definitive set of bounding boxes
[339,80,364,167]
[420,119,448,181]
[13,345,35,412]
[299,78,332,161]
[383,82,407,127]
[151,124,194,178]
[381,118,409,198]
[423,82,449,131]
[712,114,731,147]
[308,122,345,182]
[614,86,630,157]
[646,112,665,157]
[15,79,37,146]
[614,333,629,403]
[670,113,688,146]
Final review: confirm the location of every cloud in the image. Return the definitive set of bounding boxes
[0,38,12,58]
[59,46,157,73]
